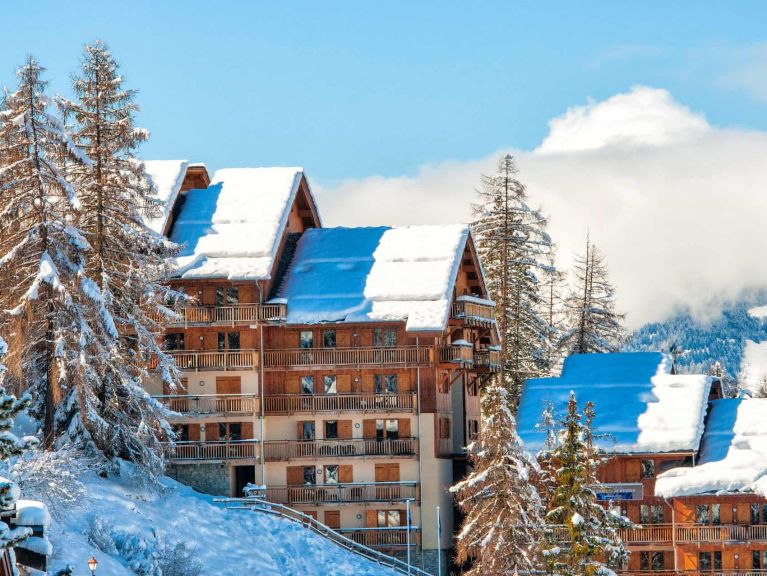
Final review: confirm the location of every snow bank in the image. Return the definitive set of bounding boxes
[748,305,767,320]
[171,167,308,281]
[47,468,398,576]
[740,339,767,394]
[14,499,50,528]
[517,352,712,454]
[655,398,767,498]
[143,160,189,234]
[280,225,469,332]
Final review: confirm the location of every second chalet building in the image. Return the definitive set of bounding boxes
[518,352,767,576]
[141,161,499,571]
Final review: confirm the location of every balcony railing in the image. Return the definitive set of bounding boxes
[264,393,417,414]
[165,349,259,371]
[263,347,431,369]
[266,482,418,505]
[154,393,260,417]
[621,573,767,576]
[551,523,767,545]
[451,297,496,327]
[164,303,286,326]
[474,348,502,373]
[337,527,421,550]
[439,344,474,366]
[164,440,259,462]
[264,438,418,461]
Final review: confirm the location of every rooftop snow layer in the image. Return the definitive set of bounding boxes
[517,352,712,454]
[655,398,767,497]
[170,167,307,280]
[143,160,189,234]
[278,225,470,332]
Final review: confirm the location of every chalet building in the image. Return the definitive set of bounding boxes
[518,352,767,576]
[141,161,500,571]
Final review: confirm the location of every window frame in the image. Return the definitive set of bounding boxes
[324,375,337,394]
[300,331,314,349]
[322,330,337,348]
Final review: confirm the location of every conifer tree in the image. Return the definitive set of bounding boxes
[0,57,103,447]
[541,250,567,374]
[560,235,625,355]
[58,41,183,476]
[451,384,545,574]
[472,154,555,404]
[542,393,630,576]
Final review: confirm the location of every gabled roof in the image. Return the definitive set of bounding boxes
[169,167,315,281]
[517,352,712,454]
[143,160,190,234]
[655,398,767,498]
[276,225,471,332]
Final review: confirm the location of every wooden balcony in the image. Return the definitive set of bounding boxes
[264,393,417,414]
[451,297,496,327]
[337,527,420,550]
[266,482,418,505]
[474,348,502,373]
[439,344,474,366]
[164,440,259,462]
[551,523,767,545]
[166,349,259,371]
[164,303,286,326]
[263,346,431,369]
[153,393,259,417]
[264,438,418,461]
[621,573,767,576]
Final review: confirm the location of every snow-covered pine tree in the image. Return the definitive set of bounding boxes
[0,57,104,447]
[472,154,555,405]
[542,393,630,576]
[58,41,183,476]
[560,235,625,355]
[450,384,545,574]
[540,249,567,375]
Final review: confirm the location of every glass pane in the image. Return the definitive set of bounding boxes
[753,550,761,570]
[229,423,241,441]
[652,552,664,570]
[374,375,383,395]
[226,286,239,305]
[714,551,722,570]
[325,465,338,484]
[228,332,240,350]
[712,504,721,526]
[324,376,337,394]
[217,332,225,351]
[640,505,649,525]
[652,506,664,524]
[386,419,399,440]
[384,329,397,347]
[640,552,649,572]
[218,423,226,438]
[762,503,767,523]
[323,330,336,348]
[641,459,655,478]
[302,422,315,440]
[373,328,382,347]
[215,287,224,307]
[696,505,709,524]
[303,467,316,485]
[388,511,401,527]
[386,375,398,394]
[377,511,386,527]
[699,552,711,571]
[325,421,338,439]
[753,503,759,524]
[376,419,384,441]
[300,331,313,349]
[301,376,314,395]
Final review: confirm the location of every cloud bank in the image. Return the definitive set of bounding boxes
[315,86,767,328]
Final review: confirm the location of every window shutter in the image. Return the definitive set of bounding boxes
[339,465,353,483]
[204,423,217,441]
[216,376,241,395]
[626,459,641,482]
[399,419,411,438]
[337,331,351,347]
[188,424,200,441]
[363,419,377,439]
[297,421,306,439]
[324,510,341,529]
[399,371,411,392]
[241,421,254,439]
[362,374,375,394]
[202,286,216,305]
[337,374,352,394]
[285,330,300,349]
[339,420,353,439]
[287,466,304,485]
[365,510,378,527]
[375,463,388,482]
[305,510,318,520]
[388,463,400,482]
[285,374,300,395]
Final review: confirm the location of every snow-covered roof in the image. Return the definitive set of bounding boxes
[517,352,713,454]
[655,398,767,498]
[143,160,190,234]
[277,225,470,332]
[170,167,310,281]
[14,499,51,529]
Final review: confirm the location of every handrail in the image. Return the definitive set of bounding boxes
[264,437,418,460]
[264,393,417,414]
[163,439,259,461]
[263,346,431,368]
[165,349,259,371]
[153,393,259,415]
[214,496,433,576]
[163,303,287,325]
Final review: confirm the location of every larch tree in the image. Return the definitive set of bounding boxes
[560,235,625,355]
[542,393,630,576]
[451,384,545,575]
[472,154,555,405]
[540,249,567,375]
[0,57,104,447]
[58,40,184,477]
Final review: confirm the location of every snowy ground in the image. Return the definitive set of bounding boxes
[44,467,398,576]
[739,339,767,394]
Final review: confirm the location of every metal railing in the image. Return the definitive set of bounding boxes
[264,438,418,461]
[154,393,260,416]
[164,303,286,326]
[263,347,431,368]
[166,349,259,371]
[164,440,259,461]
[338,527,421,550]
[266,482,419,505]
[215,496,433,576]
[264,393,417,414]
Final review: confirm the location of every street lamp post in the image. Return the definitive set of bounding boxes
[88,556,98,576]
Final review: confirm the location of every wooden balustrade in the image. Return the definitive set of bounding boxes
[474,348,502,373]
[154,394,259,416]
[264,393,417,414]
[264,438,418,461]
[164,303,286,326]
[337,527,420,549]
[166,349,259,371]
[551,523,767,545]
[266,482,418,505]
[621,573,767,576]
[439,345,474,365]
[165,440,259,462]
[451,299,496,326]
[263,347,431,368]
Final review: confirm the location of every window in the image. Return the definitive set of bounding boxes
[467,379,478,397]
[323,330,336,348]
[376,419,399,441]
[215,287,224,307]
[641,552,664,571]
[468,419,479,441]
[324,376,337,394]
[377,510,401,527]
[375,374,398,394]
[218,422,241,441]
[217,332,240,350]
[301,422,315,441]
[699,552,711,571]
[753,551,767,569]
[652,505,664,524]
[641,505,664,524]
[325,465,339,484]
[641,459,655,478]
[711,503,721,525]
[301,376,315,395]
[714,551,722,570]
[439,417,451,439]
[696,504,709,525]
[325,420,338,440]
[226,286,239,305]
[164,333,185,351]
[374,328,397,348]
[303,466,316,485]
[751,503,767,524]
[300,331,313,349]
[651,552,665,571]
[175,424,189,442]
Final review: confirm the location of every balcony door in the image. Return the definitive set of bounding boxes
[375,463,400,500]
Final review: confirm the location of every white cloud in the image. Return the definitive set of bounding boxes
[718,43,767,103]
[315,86,767,328]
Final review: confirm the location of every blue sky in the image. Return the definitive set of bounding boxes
[3,1,767,183]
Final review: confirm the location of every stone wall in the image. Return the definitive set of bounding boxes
[166,463,230,496]
[393,548,450,575]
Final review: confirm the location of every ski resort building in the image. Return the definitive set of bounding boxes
[518,352,767,576]
[140,161,499,571]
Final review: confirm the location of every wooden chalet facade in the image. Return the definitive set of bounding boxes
[141,161,499,571]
